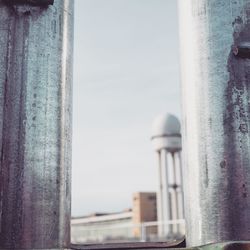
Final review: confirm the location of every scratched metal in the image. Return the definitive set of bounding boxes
[0,0,74,249]
[178,0,250,247]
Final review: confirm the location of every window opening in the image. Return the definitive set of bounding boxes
[71,0,183,245]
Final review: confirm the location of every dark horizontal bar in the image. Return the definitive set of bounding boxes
[233,42,250,59]
[71,241,250,250]
[71,239,186,250]
[3,0,54,6]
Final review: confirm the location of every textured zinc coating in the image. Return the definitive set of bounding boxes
[0,0,74,249]
[179,0,250,247]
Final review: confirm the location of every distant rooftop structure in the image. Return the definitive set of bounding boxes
[72,210,133,225]
[72,209,132,220]
[71,192,158,244]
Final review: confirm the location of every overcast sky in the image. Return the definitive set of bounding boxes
[72,0,181,216]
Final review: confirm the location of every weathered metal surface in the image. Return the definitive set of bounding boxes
[4,0,54,5]
[197,242,250,250]
[179,0,250,247]
[0,0,74,249]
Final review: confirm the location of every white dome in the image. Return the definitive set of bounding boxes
[151,113,181,138]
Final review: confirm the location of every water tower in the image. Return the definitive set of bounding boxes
[151,113,184,239]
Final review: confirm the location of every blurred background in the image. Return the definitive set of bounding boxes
[71,0,182,244]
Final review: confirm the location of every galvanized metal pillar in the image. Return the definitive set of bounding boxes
[179,0,250,247]
[0,0,74,249]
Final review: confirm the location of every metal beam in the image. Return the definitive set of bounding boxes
[179,0,250,247]
[0,0,74,249]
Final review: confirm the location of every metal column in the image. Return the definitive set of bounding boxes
[157,151,165,237]
[162,149,171,237]
[179,0,250,247]
[0,0,74,249]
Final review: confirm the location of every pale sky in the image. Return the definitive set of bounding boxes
[72,0,181,216]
